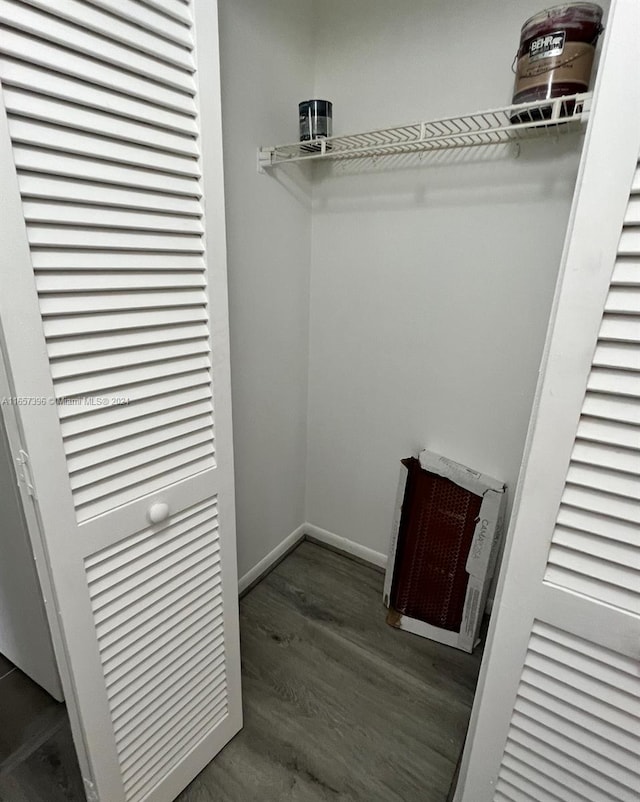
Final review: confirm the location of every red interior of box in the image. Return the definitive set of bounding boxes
[390,457,482,632]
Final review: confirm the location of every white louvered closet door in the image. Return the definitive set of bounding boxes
[0,1,241,801]
[456,3,640,801]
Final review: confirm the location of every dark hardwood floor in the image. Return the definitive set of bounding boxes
[0,540,483,802]
[0,657,83,802]
[178,541,483,801]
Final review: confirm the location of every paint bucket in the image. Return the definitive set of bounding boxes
[512,3,603,116]
[299,100,332,148]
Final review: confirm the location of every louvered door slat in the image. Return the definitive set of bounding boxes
[496,767,563,802]
[32,250,205,270]
[565,462,639,498]
[54,355,210,399]
[0,1,194,91]
[74,448,216,520]
[10,120,200,177]
[571,439,640,473]
[47,322,210,358]
[617,230,640,258]
[14,147,201,196]
[102,597,218,687]
[581,392,640,423]
[545,559,638,610]
[70,429,213,492]
[132,0,192,26]
[520,662,636,736]
[27,204,204,233]
[0,27,197,114]
[117,664,226,760]
[45,308,207,342]
[518,680,637,755]
[20,176,203,216]
[551,526,638,570]
[605,285,640,311]
[495,624,640,802]
[58,375,210,424]
[508,724,635,801]
[103,598,220,683]
[40,289,205,317]
[505,737,625,802]
[493,782,539,802]
[528,629,639,692]
[513,698,638,782]
[63,397,213,453]
[29,228,204,252]
[89,506,217,590]
[501,752,592,802]
[562,484,639,523]
[105,608,221,703]
[51,339,209,379]
[91,520,218,608]
[4,88,199,156]
[0,57,198,134]
[592,340,640,369]
[124,697,226,802]
[38,272,205,294]
[116,668,226,762]
[623,196,640,223]
[106,620,223,707]
[611,259,640,283]
[523,657,635,717]
[82,0,194,49]
[96,565,218,660]
[115,667,226,766]
[19,0,194,68]
[599,313,640,342]
[67,414,212,474]
[576,416,640,449]
[587,367,640,396]
[556,504,637,546]
[96,570,221,668]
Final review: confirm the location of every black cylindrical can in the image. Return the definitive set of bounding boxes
[299,99,333,142]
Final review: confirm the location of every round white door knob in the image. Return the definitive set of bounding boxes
[148,502,170,524]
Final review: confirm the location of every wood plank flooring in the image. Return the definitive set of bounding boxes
[0,657,81,802]
[178,541,482,802]
[0,540,483,801]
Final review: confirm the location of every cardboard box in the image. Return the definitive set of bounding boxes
[383,449,506,653]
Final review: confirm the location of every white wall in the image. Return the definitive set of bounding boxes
[219,0,598,583]
[218,0,314,579]
[0,412,61,698]
[305,0,584,558]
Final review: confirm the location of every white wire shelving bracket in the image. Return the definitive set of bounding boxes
[258,93,591,173]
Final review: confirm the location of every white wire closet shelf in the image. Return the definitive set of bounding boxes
[258,93,591,170]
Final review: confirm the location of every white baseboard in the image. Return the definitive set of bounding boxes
[237,524,305,595]
[303,523,387,570]
[237,522,389,596]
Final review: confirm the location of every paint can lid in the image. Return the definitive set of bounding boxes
[521,3,603,36]
[299,99,333,116]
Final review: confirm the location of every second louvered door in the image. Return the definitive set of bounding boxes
[456,3,640,800]
[0,1,241,801]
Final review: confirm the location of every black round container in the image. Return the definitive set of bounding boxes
[299,99,333,142]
